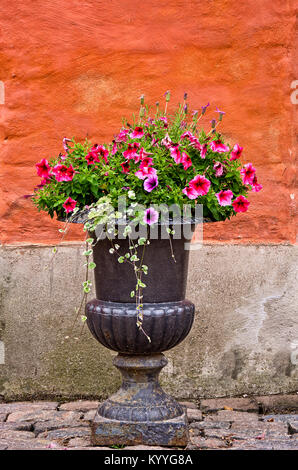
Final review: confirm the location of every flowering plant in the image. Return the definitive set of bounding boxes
[32,93,261,336]
[33,93,261,222]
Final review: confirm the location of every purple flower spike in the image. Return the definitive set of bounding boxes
[143,207,159,225]
[144,174,158,192]
[201,102,210,115]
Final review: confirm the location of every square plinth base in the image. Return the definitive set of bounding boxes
[91,412,189,447]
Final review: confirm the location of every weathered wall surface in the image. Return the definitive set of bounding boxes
[0,1,297,399]
[0,0,297,244]
[0,245,297,400]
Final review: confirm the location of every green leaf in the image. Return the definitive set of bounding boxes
[130,290,135,298]
[118,256,125,263]
[88,262,96,270]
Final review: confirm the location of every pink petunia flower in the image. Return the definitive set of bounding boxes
[232,195,250,213]
[251,174,262,192]
[215,190,233,206]
[213,161,224,177]
[52,164,74,182]
[123,142,140,160]
[189,175,211,196]
[182,186,198,199]
[85,151,100,165]
[140,156,153,168]
[230,143,243,161]
[115,128,129,143]
[143,207,159,225]
[135,166,157,180]
[161,134,172,149]
[121,161,130,174]
[210,140,229,153]
[240,163,256,185]
[180,131,193,139]
[36,159,51,178]
[63,197,77,213]
[96,145,109,164]
[181,152,192,170]
[144,174,158,192]
[130,126,144,139]
[111,142,118,155]
[170,145,183,164]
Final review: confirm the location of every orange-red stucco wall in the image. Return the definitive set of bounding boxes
[0,0,297,245]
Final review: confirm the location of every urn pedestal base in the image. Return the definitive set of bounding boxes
[86,299,195,447]
[91,411,188,447]
[90,353,188,447]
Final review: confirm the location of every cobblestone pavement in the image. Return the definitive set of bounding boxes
[0,394,297,450]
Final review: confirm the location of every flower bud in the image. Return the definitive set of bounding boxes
[140,94,145,105]
[184,92,188,101]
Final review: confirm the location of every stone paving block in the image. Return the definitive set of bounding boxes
[231,438,297,451]
[188,436,228,449]
[0,429,35,440]
[206,410,258,423]
[34,418,89,436]
[0,421,34,432]
[261,414,298,423]
[7,409,80,424]
[39,426,91,442]
[0,437,60,450]
[59,401,99,412]
[179,401,198,410]
[191,420,231,431]
[200,398,258,413]
[186,408,203,423]
[256,395,298,413]
[0,402,58,414]
[68,437,92,447]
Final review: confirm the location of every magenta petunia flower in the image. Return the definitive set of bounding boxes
[96,145,109,164]
[136,167,157,180]
[161,134,172,149]
[180,131,193,139]
[170,145,183,164]
[240,163,256,185]
[210,140,229,153]
[143,207,159,225]
[232,195,250,213]
[181,152,192,170]
[144,174,158,192]
[140,156,153,168]
[85,151,100,165]
[115,128,129,143]
[189,175,211,196]
[36,159,51,179]
[251,174,262,192]
[230,143,243,161]
[63,197,77,213]
[121,161,130,174]
[112,142,118,155]
[213,161,224,177]
[198,143,208,159]
[215,190,233,206]
[182,186,198,199]
[52,164,74,182]
[123,142,140,160]
[130,126,144,139]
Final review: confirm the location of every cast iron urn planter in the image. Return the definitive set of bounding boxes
[86,224,196,446]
